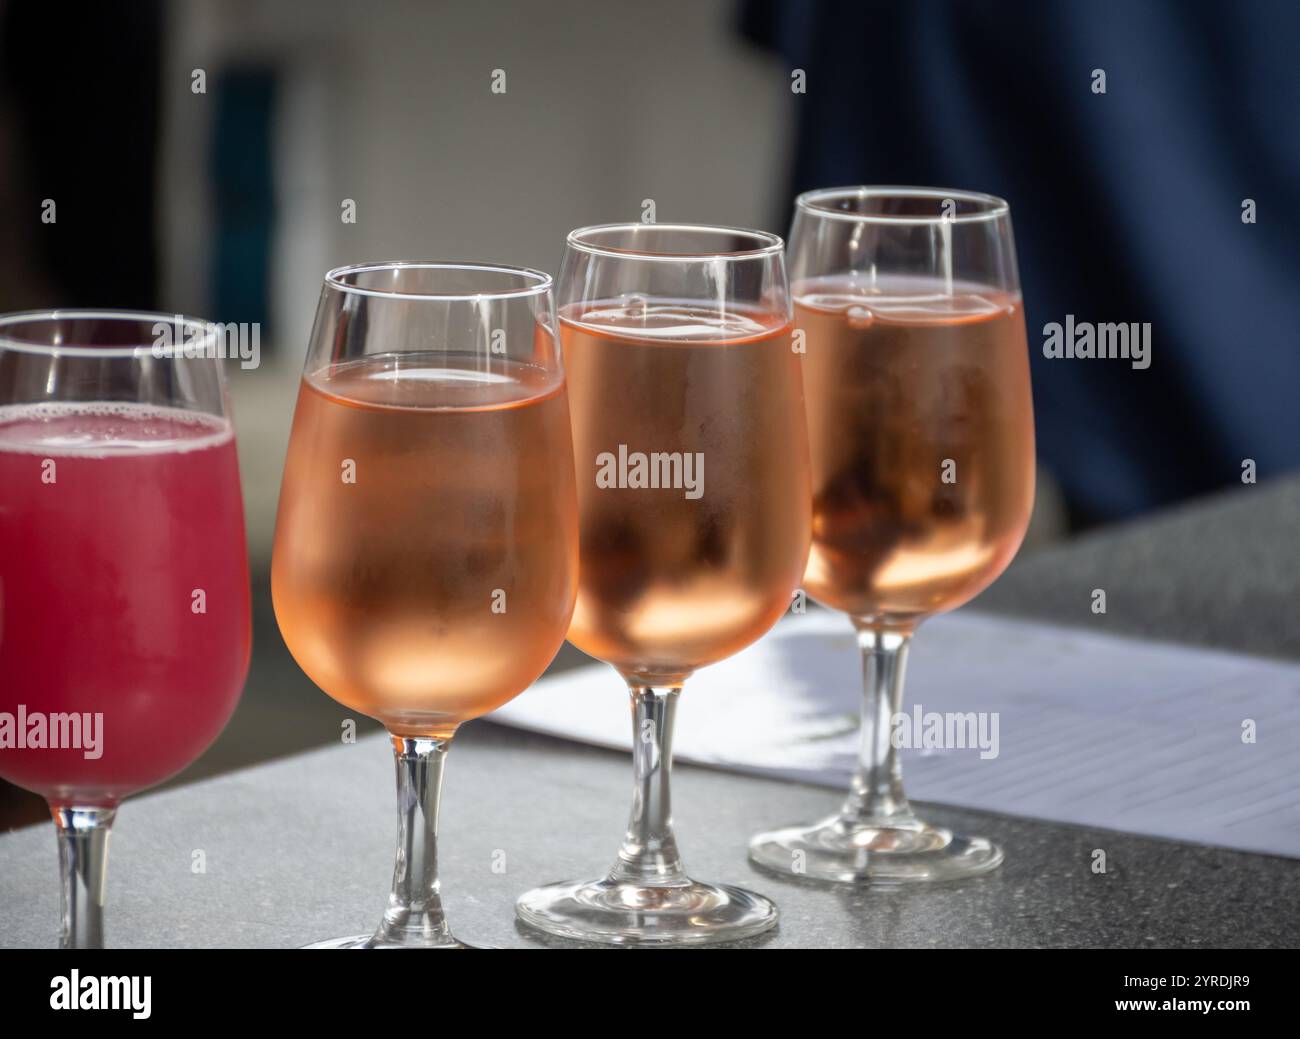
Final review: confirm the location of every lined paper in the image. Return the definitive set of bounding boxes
[492,611,1300,858]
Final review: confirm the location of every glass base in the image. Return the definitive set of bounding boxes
[749,813,1003,885]
[516,876,779,946]
[303,933,475,949]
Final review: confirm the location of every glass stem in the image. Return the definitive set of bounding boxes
[376,734,453,946]
[841,627,918,828]
[52,804,115,950]
[610,684,688,886]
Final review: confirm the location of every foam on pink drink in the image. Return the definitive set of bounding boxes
[0,402,250,806]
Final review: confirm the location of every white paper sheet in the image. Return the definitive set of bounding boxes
[492,610,1300,859]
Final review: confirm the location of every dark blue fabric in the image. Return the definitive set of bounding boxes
[210,68,276,334]
[741,0,1300,524]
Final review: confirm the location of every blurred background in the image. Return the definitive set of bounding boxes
[1,0,1296,825]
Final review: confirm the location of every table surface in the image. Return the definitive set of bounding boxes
[3,477,1299,949]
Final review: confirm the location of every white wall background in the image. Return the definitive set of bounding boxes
[157,0,795,562]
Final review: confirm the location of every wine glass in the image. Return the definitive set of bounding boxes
[515,224,811,945]
[0,310,251,947]
[748,186,1036,884]
[272,262,578,948]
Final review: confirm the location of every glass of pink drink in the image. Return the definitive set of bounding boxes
[272,263,578,949]
[0,311,251,947]
[748,188,1036,885]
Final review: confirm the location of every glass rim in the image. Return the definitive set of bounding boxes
[565,222,785,261]
[324,261,554,302]
[0,308,222,359]
[795,186,1011,225]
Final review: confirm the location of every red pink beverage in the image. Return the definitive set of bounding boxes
[0,402,251,806]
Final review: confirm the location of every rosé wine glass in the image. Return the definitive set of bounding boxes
[515,225,811,945]
[749,187,1036,885]
[272,263,578,948]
